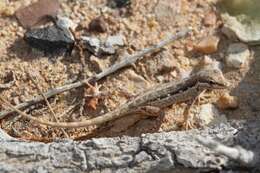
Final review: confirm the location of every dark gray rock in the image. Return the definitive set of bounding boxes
[107,0,131,8]
[24,24,75,54]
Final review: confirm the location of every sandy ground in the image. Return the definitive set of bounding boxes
[0,0,258,142]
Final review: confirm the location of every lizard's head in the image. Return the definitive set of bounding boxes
[195,68,229,89]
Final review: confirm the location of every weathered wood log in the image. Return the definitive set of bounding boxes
[0,120,259,173]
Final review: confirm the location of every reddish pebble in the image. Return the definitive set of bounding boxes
[204,11,217,26]
[193,36,220,54]
[216,93,239,110]
[15,0,60,28]
[88,16,107,33]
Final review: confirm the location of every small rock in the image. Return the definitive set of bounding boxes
[225,43,250,68]
[125,70,151,90]
[154,0,182,27]
[81,35,124,57]
[24,24,75,54]
[100,46,116,55]
[216,92,239,110]
[56,16,77,31]
[90,56,107,72]
[194,36,220,54]
[105,34,125,47]
[219,0,258,18]
[196,104,227,127]
[107,0,131,8]
[145,50,178,77]
[204,11,217,26]
[81,36,101,55]
[15,0,60,28]
[88,16,107,33]
[120,69,151,94]
[221,13,260,45]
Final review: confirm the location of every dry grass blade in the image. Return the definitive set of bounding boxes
[27,72,70,138]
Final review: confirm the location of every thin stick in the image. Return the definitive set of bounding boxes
[27,72,70,138]
[0,97,71,127]
[0,29,190,119]
[59,104,78,118]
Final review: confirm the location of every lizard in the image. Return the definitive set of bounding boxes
[0,67,229,129]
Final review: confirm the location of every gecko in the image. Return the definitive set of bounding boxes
[0,67,229,128]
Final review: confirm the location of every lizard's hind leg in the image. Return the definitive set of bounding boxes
[182,89,207,130]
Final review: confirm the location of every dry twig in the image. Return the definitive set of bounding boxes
[0,67,228,129]
[0,29,190,119]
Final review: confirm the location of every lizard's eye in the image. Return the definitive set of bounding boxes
[208,80,215,85]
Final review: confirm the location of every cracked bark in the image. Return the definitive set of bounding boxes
[0,120,259,173]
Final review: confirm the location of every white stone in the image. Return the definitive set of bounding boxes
[81,36,101,54]
[221,13,260,45]
[56,16,77,31]
[196,104,227,127]
[225,43,250,68]
[105,34,125,47]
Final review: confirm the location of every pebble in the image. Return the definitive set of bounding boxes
[196,104,227,127]
[24,24,75,54]
[124,70,151,93]
[221,13,260,45]
[108,0,131,8]
[56,16,77,31]
[15,0,60,28]
[193,36,220,54]
[88,16,107,33]
[82,35,124,57]
[154,0,182,27]
[225,43,250,68]
[105,34,125,47]
[145,50,178,77]
[216,92,239,110]
[81,36,101,55]
[203,11,217,26]
[90,56,107,71]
